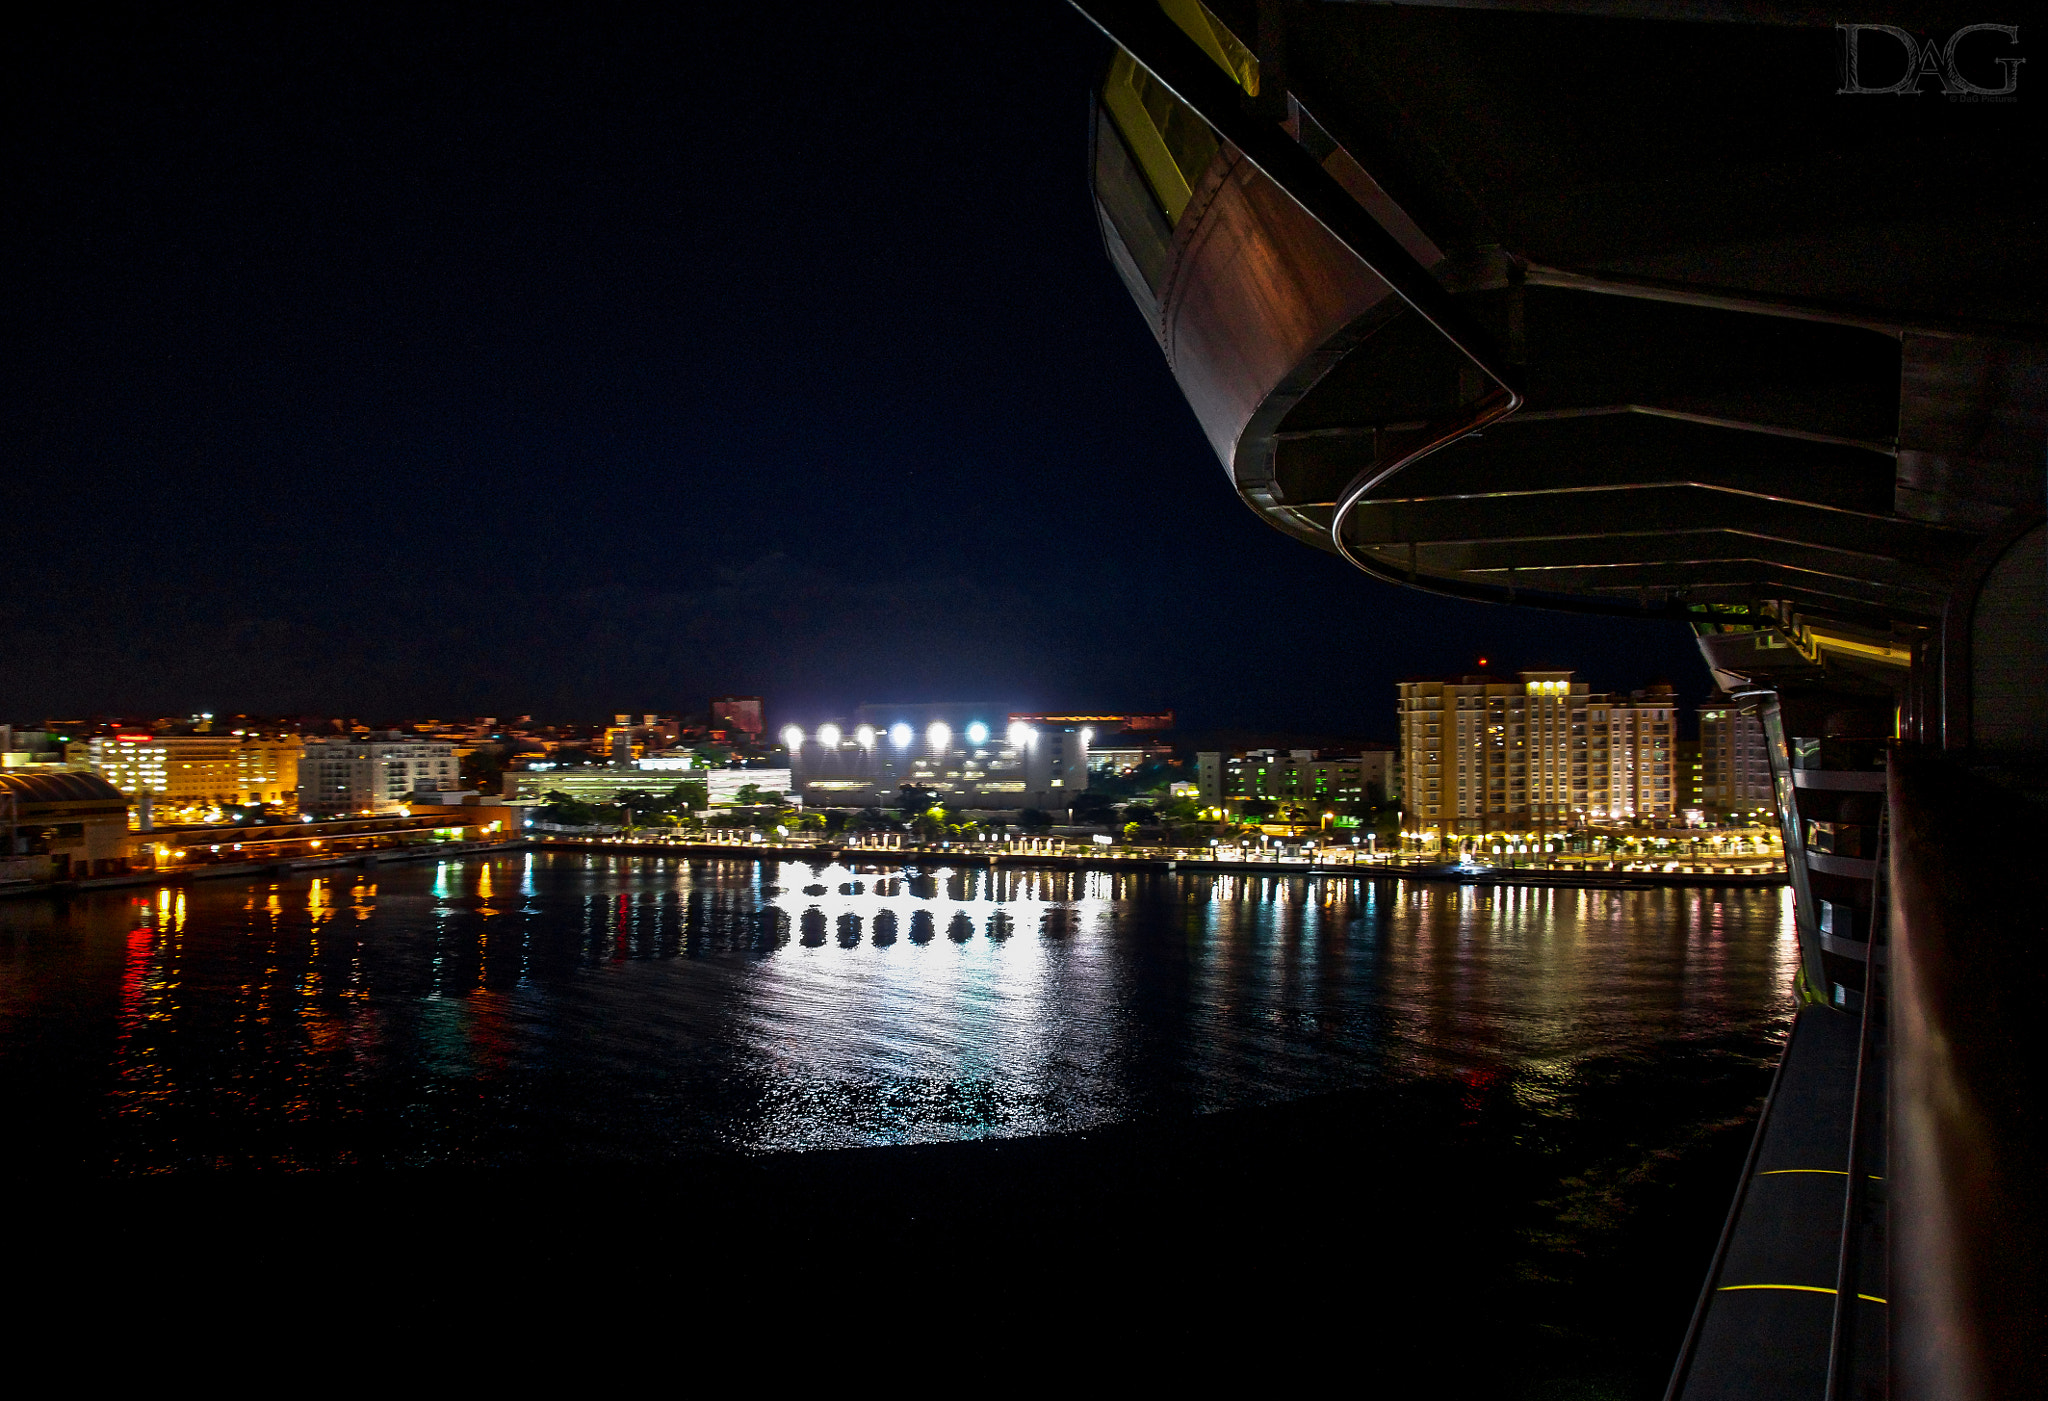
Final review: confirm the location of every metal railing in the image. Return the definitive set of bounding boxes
[1886,748,2048,1401]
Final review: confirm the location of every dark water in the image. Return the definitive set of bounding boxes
[1,852,1795,1391]
[0,851,1794,1173]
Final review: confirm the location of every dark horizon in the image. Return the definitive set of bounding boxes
[1,3,1710,734]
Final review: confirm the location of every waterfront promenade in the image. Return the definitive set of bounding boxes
[536,833,1787,889]
[0,836,520,898]
[0,830,1787,898]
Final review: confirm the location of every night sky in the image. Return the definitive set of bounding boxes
[2,2,1708,738]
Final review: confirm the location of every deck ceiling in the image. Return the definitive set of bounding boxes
[1077,0,2046,634]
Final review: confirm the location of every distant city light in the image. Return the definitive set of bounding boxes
[781,725,804,750]
[965,721,989,745]
[927,722,951,754]
[817,723,842,748]
[1006,721,1032,748]
[854,725,876,748]
[889,723,914,749]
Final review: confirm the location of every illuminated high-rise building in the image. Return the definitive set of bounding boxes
[1398,671,1677,834]
[70,733,301,819]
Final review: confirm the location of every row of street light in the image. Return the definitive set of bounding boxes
[781,721,1055,754]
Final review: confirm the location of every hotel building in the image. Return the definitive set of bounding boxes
[1398,671,1679,833]
[70,733,302,819]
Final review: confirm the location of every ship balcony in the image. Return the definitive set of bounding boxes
[1080,0,2044,648]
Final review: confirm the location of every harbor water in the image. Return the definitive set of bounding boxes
[0,850,1798,1392]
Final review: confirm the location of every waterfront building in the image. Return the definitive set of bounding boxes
[0,771,132,881]
[1398,672,1678,834]
[502,765,782,809]
[788,703,1088,813]
[1698,695,1773,824]
[703,768,789,806]
[504,766,703,806]
[131,808,518,871]
[1195,749,1395,816]
[298,735,458,817]
[70,732,302,819]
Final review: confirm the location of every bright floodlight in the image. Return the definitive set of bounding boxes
[817,723,842,748]
[927,721,951,754]
[1080,726,1094,744]
[854,724,876,748]
[1006,721,1032,748]
[965,721,989,745]
[781,725,804,750]
[889,722,913,748]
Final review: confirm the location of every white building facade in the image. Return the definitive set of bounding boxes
[298,736,460,817]
[71,733,302,813]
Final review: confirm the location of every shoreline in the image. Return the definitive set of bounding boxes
[0,835,1787,900]
[0,837,521,900]
[538,836,1787,890]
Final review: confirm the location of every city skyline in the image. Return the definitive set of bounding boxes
[0,3,1708,732]
[2,654,1717,750]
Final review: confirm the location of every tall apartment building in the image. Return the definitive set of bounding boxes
[70,733,302,817]
[297,736,459,817]
[1195,749,1396,812]
[1397,671,1680,833]
[1698,694,1774,822]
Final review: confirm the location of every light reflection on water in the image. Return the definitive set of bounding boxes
[0,852,1796,1172]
